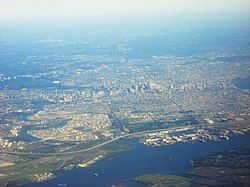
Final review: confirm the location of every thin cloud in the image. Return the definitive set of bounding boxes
[0,0,249,21]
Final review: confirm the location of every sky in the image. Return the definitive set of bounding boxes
[0,0,250,22]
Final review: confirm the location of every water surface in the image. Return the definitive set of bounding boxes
[24,134,250,187]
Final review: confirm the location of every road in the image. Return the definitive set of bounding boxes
[0,125,196,156]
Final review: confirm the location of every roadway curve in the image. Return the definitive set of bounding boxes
[0,125,196,156]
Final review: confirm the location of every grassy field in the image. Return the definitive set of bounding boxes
[0,140,133,186]
[133,174,191,187]
[133,147,250,187]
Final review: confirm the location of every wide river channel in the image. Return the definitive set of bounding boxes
[23,133,250,187]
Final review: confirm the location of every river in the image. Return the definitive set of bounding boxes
[23,133,250,187]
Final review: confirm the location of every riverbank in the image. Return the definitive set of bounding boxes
[23,133,250,187]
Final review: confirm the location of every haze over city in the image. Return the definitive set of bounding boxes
[1,0,250,21]
[0,0,250,187]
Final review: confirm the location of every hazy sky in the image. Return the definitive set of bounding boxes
[0,0,250,21]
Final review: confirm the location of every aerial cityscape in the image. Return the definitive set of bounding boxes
[0,0,250,186]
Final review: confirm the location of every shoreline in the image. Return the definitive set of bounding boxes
[22,133,250,187]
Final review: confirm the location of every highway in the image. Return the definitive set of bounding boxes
[0,125,196,156]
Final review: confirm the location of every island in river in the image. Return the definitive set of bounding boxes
[133,147,250,187]
[22,133,250,187]
[0,12,250,187]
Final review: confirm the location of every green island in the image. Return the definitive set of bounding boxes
[0,40,249,187]
[133,174,191,187]
[133,147,250,187]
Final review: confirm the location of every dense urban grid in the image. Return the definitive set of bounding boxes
[0,35,249,185]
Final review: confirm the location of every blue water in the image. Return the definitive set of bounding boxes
[232,76,250,90]
[18,126,39,141]
[24,134,250,187]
